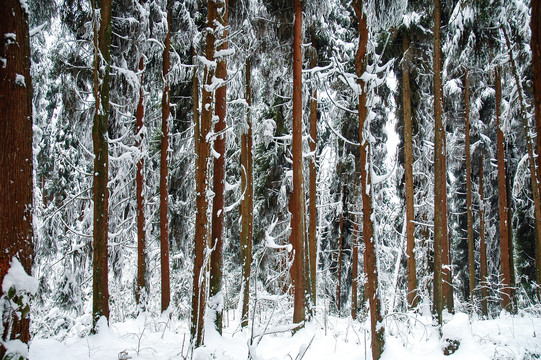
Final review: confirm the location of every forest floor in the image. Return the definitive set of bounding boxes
[29,307,541,359]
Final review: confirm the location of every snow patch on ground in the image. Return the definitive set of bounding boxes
[29,311,541,359]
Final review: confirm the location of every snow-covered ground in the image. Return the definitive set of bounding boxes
[29,309,541,360]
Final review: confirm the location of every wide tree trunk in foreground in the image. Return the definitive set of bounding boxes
[91,0,112,328]
[291,0,306,326]
[240,59,253,328]
[191,0,217,346]
[135,56,147,307]
[402,32,417,309]
[0,1,34,357]
[495,66,513,312]
[209,0,228,335]
[432,0,445,325]
[354,1,385,359]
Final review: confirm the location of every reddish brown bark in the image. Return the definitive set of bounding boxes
[533,3,541,292]
[479,156,488,316]
[191,0,217,346]
[432,0,444,325]
[442,120,453,313]
[291,0,306,326]
[495,66,513,312]
[209,0,228,334]
[308,38,318,311]
[354,2,385,358]
[240,59,253,328]
[135,56,147,306]
[0,1,33,356]
[465,69,475,302]
[402,33,418,309]
[160,0,172,312]
[91,0,112,328]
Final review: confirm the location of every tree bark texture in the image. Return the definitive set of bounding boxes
[532,3,541,291]
[495,66,513,312]
[160,0,172,313]
[135,56,147,307]
[191,0,217,346]
[479,156,488,317]
[292,0,306,326]
[402,33,418,309]
[0,1,33,356]
[432,0,444,325]
[354,2,385,359]
[209,0,228,335]
[240,59,253,328]
[308,38,318,311]
[465,69,475,302]
[91,0,112,328]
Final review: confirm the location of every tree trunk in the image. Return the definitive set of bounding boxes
[532,3,541,294]
[240,59,253,328]
[351,221,359,319]
[209,0,228,335]
[336,210,343,314]
[495,66,513,312]
[402,33,418,309]
[160,0,171,312]
[192,0,217,346]
[292,0,306,326]
[135,56,147,307]
[354,2,385,358]
[442,132,453,313]
[91,0,112,329]
[479,156,488,317]
[432,0,444,325]
[0,1,34,357]
[503,26,541,299]
[308,36,318,312]
[465,68,475,303]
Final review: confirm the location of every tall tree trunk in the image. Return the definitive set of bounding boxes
[308,35,318,312]
[192,0,217,347]
[506,164,517,313]
[402,33,418,309]
[91,0,112,329]
[351,220,359,319]
[209,0,228,335]
[432,0,445,325]
[465,68,475,303]
[240,59,253,328]
[503,27,541,298]
[0,1,34,357]
[292,0,306,326]
[532,4,541,295]
[135,56,147,307]
[495,66,513,312]
[336,210,343,314]
[479,156,488,317]
[442,133,453,313]
[160,0,171,312]
[354,2,385,358]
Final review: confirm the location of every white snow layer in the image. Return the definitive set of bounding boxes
[28,311,541,359]
[2,257,38,295]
